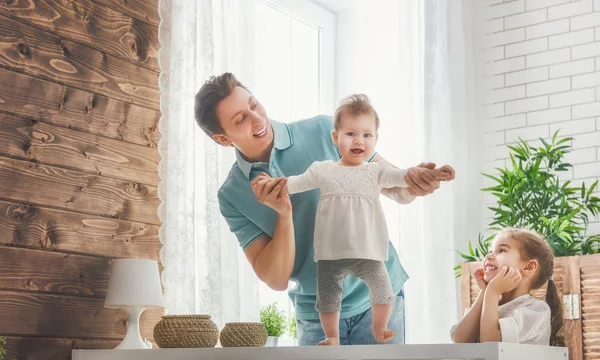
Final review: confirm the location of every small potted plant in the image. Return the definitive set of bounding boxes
[260,303,286,347]
[0,336,6,360]
[287,314,297,345]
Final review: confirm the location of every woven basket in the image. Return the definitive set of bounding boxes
[153,315,219,348]
[219,322,268,347]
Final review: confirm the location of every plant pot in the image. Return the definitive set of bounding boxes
[265,336,279,347]
[153,314,219,348]
[219,322,268,347]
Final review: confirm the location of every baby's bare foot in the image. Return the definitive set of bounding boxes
[317,337,340,346]
[374,328,395,344]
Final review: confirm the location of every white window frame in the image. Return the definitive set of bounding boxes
[263,0,336,115]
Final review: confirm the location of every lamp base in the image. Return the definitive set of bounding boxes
[114,305,152,350]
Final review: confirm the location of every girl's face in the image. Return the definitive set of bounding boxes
[332,113,378,166]
[483,235,529,283]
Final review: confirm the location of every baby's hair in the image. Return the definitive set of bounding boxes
[333,94,380,131]
[498,228,565,346]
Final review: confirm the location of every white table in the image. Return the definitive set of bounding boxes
[73,343,568,360]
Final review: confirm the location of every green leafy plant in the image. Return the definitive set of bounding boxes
[260,303,286,337]
[0,336,6,360]
[454,233,495,277]
[455,131,600,276]
[287,314,297,339]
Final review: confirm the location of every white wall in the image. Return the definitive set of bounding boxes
[481,0,600,235]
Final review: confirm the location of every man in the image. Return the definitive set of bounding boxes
[194,72,455,345]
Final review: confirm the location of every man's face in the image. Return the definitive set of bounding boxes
[213,86,273,161]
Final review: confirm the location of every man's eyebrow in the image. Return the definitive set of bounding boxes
[229,97,255,121]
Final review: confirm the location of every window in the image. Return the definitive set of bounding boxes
[254,0,335,122]
[253,0,335,322]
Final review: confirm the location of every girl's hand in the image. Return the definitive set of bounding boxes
[486,266,522,296]
[473,268,488,290]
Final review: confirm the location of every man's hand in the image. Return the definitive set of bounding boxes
[486,266,522,296]
[251,173,292,216]
[404,163,455,196]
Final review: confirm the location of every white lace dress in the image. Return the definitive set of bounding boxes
[286,160,410,261]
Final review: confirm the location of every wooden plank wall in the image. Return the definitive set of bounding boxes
[0,0,163,359]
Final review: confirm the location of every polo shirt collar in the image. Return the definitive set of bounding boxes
[236,120,293,179]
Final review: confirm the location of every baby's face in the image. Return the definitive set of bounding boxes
[333,113,378,165]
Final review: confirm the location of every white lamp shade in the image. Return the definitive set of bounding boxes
[105,259,164,308]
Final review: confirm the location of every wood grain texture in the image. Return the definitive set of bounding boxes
[460,262,472,315]
[0,67,160,147]
[0,200,160,259]
[0,156,160,224]
[0,290,161,340]
[570,256,583,360]
[0,113,160,185]
[0,0,159,71]
[582,258,600,360]
[93,0,159,27]
[0,14,159,109]
[2,336,120,360]
[0,247,111,298]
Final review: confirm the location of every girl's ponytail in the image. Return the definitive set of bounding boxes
[545,278,565,346]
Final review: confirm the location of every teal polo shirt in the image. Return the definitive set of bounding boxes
[217,115,409,321]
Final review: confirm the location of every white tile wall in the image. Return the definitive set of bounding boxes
[549,29,595,50]
[481,0,600,236]
[526,19,569,39]
[547,0,593,21]
[506,67,548,86]
[549,59,595,78]
[571,12,600,31]
[527,78,571,96]
[505,9,547,29]
[506,38,547,57]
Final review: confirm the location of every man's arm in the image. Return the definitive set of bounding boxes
[244,176,295,291]
[243,212,295,291]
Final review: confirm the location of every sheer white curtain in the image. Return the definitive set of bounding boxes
[335,0,482,343]
[397,0,483,343]
[157,0,260,328]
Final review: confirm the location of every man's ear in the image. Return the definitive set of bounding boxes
[332,131,338,146]
[212,133,233,146]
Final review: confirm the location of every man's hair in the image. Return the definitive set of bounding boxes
[194,72,250,141]
[333,94,380,130]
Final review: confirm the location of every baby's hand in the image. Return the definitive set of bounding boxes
[438,165,455,181]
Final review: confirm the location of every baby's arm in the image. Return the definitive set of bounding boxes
[285,162,322,194]
[378,164,452,189]
[378,163,409,188]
